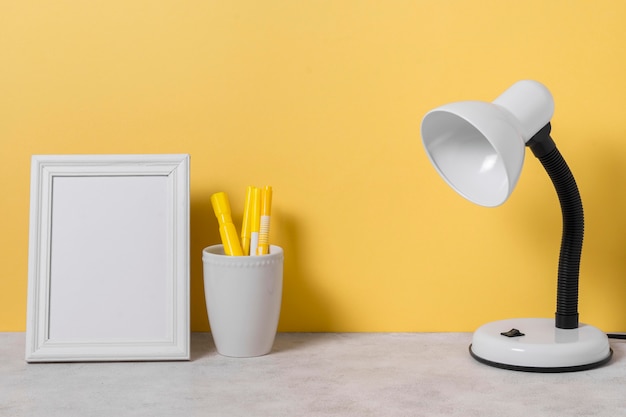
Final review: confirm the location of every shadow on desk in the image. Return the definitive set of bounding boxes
[190,332,344,361]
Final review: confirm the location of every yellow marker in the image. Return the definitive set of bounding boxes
[240,186,255,256]
[249,187,261,257]
[256,186,272,255]
[210,192,243,256]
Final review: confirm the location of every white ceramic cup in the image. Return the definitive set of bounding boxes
[202,244,283,357]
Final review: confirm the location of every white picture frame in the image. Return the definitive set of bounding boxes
[25,154,190,362]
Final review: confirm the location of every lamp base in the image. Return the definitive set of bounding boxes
[469,318,612,372]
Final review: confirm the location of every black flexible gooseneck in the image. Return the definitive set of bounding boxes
[526,123,583,329]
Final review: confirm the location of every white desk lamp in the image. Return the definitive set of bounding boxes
[421,80,612,372]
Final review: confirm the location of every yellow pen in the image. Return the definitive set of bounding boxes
[257,186,272,255]
[240,186,255,256]
[210,192,243,256]
[249,187,261,256]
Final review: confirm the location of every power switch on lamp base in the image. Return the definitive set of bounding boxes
[469,318,612,372]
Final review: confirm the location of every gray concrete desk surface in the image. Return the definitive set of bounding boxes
[1,332,624,416]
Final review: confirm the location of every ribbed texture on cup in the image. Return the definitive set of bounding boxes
[204,256,283,268]
[537,148,583,329]
[202,245,283,268]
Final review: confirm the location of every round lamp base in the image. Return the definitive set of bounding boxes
[469,318,612,372]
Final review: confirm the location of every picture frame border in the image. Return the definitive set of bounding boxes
[25,154,190,362]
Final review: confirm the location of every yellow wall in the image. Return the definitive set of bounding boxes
[2,1,625,332]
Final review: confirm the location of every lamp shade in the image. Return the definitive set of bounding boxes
[420,80,555,207]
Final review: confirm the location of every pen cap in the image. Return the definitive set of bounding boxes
[261,186,273,215]
[251,187,261,230]
[211,192,233,221]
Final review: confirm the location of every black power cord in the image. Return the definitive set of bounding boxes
[607,333,626,340]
